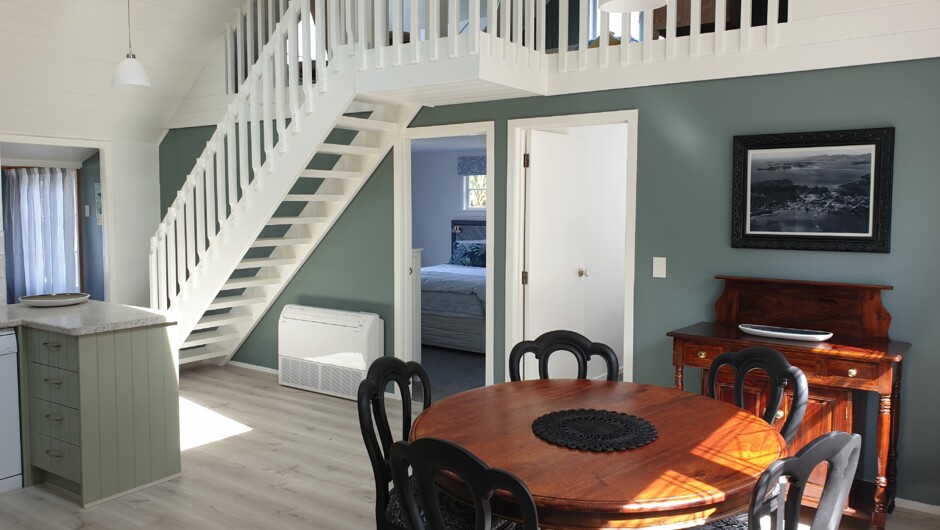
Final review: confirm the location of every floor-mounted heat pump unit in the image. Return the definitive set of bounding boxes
[278,305,384,400]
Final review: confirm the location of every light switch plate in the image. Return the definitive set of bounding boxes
[653,257,667,278]
[84,205,90,217]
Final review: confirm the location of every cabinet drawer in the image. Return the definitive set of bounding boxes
[24,328,78,372]
[826,359,879,381]
[30,397,80,446]
[679,343,726,368]
[30,432,81,484]
[29,364,80,408]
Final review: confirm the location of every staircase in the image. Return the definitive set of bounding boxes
[149,0,420,364]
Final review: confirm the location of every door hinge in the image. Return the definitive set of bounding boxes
[522,271,528,285]
[523,153,530,168]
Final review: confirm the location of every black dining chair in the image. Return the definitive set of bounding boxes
[707,346,808,446]
[358,357,516,530]
[390,437,538,530]
[508,329,619,381]
[696,431,862,530]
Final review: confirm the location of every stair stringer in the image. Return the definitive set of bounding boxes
[167,68,358,355]
[210,100,423,365]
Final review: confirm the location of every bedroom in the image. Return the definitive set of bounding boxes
[411,135,488,399]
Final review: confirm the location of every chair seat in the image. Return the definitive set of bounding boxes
[690,515,748,530]
[385,476,519,530]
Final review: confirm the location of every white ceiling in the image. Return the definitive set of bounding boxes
[0,0,243,143]
[0,142,98,168]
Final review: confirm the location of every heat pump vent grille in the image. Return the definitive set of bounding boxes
[278,356,362,400]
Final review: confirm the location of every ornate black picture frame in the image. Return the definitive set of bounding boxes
[731,127,894,253]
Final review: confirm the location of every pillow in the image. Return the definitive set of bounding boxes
[449,240,486,267]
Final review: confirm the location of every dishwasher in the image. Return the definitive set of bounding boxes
[0,328,21,494]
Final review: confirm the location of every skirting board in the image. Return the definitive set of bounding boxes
[227,360,278,375]
[895,498,940,517]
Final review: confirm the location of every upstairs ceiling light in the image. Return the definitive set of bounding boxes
[599,0,668,13]
[112,0,151,88]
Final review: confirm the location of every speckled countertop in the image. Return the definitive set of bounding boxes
[0,300,175,336]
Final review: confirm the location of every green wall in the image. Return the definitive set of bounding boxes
[160,58,940,505]
[79,153,105,301]
[158,126,216,214]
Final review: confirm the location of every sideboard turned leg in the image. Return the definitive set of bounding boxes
[674,366,684,391]
[873,393,892,530]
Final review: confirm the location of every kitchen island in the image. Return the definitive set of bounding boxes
[2,301,180,507]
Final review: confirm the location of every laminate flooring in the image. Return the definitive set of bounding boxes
[0,365,935,530]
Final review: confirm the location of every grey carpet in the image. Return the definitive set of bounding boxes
[421,345,485,402]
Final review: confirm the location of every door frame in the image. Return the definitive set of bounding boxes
[393,121,496,386]
[505,110,639,382]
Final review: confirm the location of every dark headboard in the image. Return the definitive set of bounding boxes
[451,220,485,247]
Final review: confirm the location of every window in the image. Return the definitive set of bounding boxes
[464,174,487,210]
[458,155,487,210]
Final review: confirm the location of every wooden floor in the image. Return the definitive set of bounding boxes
[0,365,936,529]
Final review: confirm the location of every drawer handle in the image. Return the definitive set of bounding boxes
[43,378,64,387]
[696,351,707,359]
[847,368,858,378]
[774,410,785,420]
[42,342,62,350]
[45,449,65,460]
[45,414,65,424]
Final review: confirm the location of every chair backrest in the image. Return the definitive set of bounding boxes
[707,346,808,446]
[390,438,540,530]
[358,356,432,529]
[748,431,861,530]
[508,329,619,381]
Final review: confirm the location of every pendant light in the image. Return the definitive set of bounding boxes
[113,0,151,88]
[599,0,667,13]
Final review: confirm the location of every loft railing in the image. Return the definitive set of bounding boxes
[151,0,789,311]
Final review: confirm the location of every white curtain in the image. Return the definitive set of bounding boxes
[2,167,80,302]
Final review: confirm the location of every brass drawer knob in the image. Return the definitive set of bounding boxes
[697,351,707,359]
[775,410,785,420]
[847,368,858,378]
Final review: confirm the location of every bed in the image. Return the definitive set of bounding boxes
[420,220,486,354]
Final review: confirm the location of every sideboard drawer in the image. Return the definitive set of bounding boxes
[679,343,726,368]
[30,433,81,484]
[30,397,80,447]
[827,359,879,381]
[29,364,80,408]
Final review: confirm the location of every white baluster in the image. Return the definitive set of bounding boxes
[262,53,274,172]
[268,0,275,37]
[620,13,629,65]
[690,0,701,57]
[558,0,568,71]
[643,8,652,62]
[166,211,178,303]
[578,0,587,70]
[227,118,238,208]
[257,0,267,58]
[600,11,609,68]
[449,0,458,58]
[525,0,534,54]
[215,137,227,227]
[205,152,217,241]
[149,236,158,309]
[174,200,186,286]
[741,0,752,51]
[329,0,341,70]
[345,0,354,56]
[301,0,314,107]
[501,0,510,59]
[184,180,196,275]
[274,32,288,144]
[767,0,780,49]
[247,1,257,65]
[411,0,420,63]
[316,0,327,88]
[514,0,522,55]
[226,22,236,94]
[469,0,480,55]
[194,167,207,258]
[715,0,726,55]
[157,228,168,311]
[358,0,368,68]
[488,0,497,41]
[287,5,300,120]
[392,0,402,65]
[538,0,546,65]
[430,0,440,61]
[666,0,677,61]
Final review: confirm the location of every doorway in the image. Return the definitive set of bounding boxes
[394,123,496,396]
[506,111,638,381]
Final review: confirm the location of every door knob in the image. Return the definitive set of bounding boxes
[577,268,587,277]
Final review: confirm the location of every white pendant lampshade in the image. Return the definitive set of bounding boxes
[599,0,667,13]
[113,0,151,88]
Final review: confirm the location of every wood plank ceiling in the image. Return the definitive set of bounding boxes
[0,0,242,142]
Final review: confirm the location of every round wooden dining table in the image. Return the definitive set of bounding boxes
[410,379,786,529]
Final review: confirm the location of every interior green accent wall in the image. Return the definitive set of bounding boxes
[160,58,940,506]
[79,153,105,301]
[158,126,215,215]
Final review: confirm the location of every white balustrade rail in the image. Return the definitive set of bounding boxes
[151,0,790,311]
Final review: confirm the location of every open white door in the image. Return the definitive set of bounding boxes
[521,125,629,380]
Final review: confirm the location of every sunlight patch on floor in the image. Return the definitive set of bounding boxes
[179,397,252,451]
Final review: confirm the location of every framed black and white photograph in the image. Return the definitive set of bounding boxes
[731,127,895,252]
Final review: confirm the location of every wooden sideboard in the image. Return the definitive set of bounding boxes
[667,276,908,530]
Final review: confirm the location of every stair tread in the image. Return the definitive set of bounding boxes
[223,276,281,288]
[182,329,241,348]
[299,169,361,179]
[235,256,297,268]
[284,194,345,202]
[251,237,314,247]
[179,346,229,364]
[268,216,328,225]
[335,115,397,132]
[318,143,380,156]
[208,294,267,309]
[194,312,254,329]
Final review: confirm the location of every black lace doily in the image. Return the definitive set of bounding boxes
[531,408,658,452]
